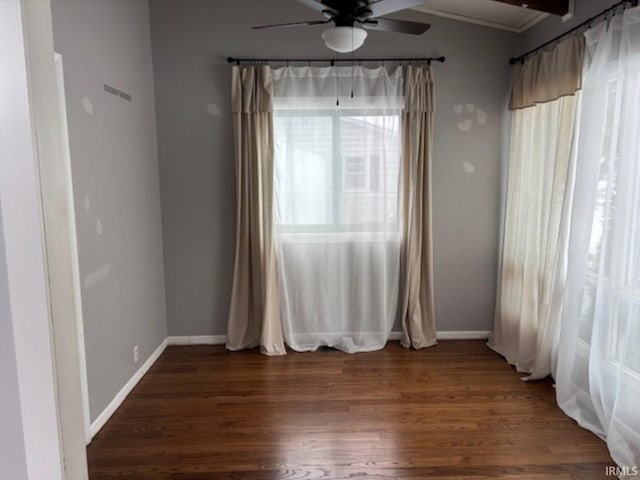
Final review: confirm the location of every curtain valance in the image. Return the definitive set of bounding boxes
[271,65,403,110]
[510,36,585,110]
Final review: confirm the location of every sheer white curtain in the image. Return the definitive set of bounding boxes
[556,9,640,470]
[271,66,403,352]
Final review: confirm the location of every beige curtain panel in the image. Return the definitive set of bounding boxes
[491,37,585,377]
[226,65,286,356]
[400,65,437,349]
[490,95,580,376]
[510,36,585,110]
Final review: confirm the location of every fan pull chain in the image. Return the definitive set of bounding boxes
[336,77,340,106]
[350,28,355,99]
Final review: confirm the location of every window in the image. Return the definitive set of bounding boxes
[274,109,401,233]
[578,69,640,374]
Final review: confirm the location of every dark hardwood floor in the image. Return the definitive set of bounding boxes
[88,341,612,479]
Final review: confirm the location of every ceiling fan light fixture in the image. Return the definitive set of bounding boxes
[321,26,368,53]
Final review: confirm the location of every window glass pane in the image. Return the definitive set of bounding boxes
[338,115,400,230]
[602,295,625,364]
[624,300,640,373]
[586,77,620,279]
[578,282,597,345]
[344,156,368,192]
[369,154,381,192]
[274,115,333,226]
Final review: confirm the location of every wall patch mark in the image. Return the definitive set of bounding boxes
[476,108,488,125]
[82,96,94,115]
[454,102,488,132]
[83,264,111,289]
[458,119,472,132]
[207,103,222,116]
[463,161,476,174]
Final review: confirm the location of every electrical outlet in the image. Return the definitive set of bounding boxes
[133,345,139,363]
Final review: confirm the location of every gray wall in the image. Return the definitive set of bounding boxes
[51,0,167,422]
[521,0,621,52]
[150,0,519,335]
[0,204,28,480]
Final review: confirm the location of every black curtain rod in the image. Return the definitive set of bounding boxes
[509,0,638,65]
[227,56,445,66]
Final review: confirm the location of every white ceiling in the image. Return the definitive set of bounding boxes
[412,0,560,33]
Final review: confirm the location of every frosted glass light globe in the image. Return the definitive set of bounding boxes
[321,26,368,53]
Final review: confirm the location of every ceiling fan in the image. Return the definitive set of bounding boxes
[252,0,431,53]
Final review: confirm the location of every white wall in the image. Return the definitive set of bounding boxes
[0,203,27,480]
[0,1,66,477]
[51,0,167,423]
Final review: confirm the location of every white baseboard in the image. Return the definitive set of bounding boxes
[436,330,490,340]
[89,338,167,440]
[166,335,227,346]
[390,331,489,340]
[166,331,490,346]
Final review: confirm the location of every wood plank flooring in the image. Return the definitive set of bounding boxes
[88,341,613,479]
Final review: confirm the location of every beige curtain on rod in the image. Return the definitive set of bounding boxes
[226,65,286,356]
[490,36,584,378]
[400,65,437,349]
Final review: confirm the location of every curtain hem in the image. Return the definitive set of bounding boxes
[401,338,437,350]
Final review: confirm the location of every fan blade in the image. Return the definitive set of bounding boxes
[366,0,425,18]
[253,19,329,30]
[362,18,430,34]
[294,0,339,14]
